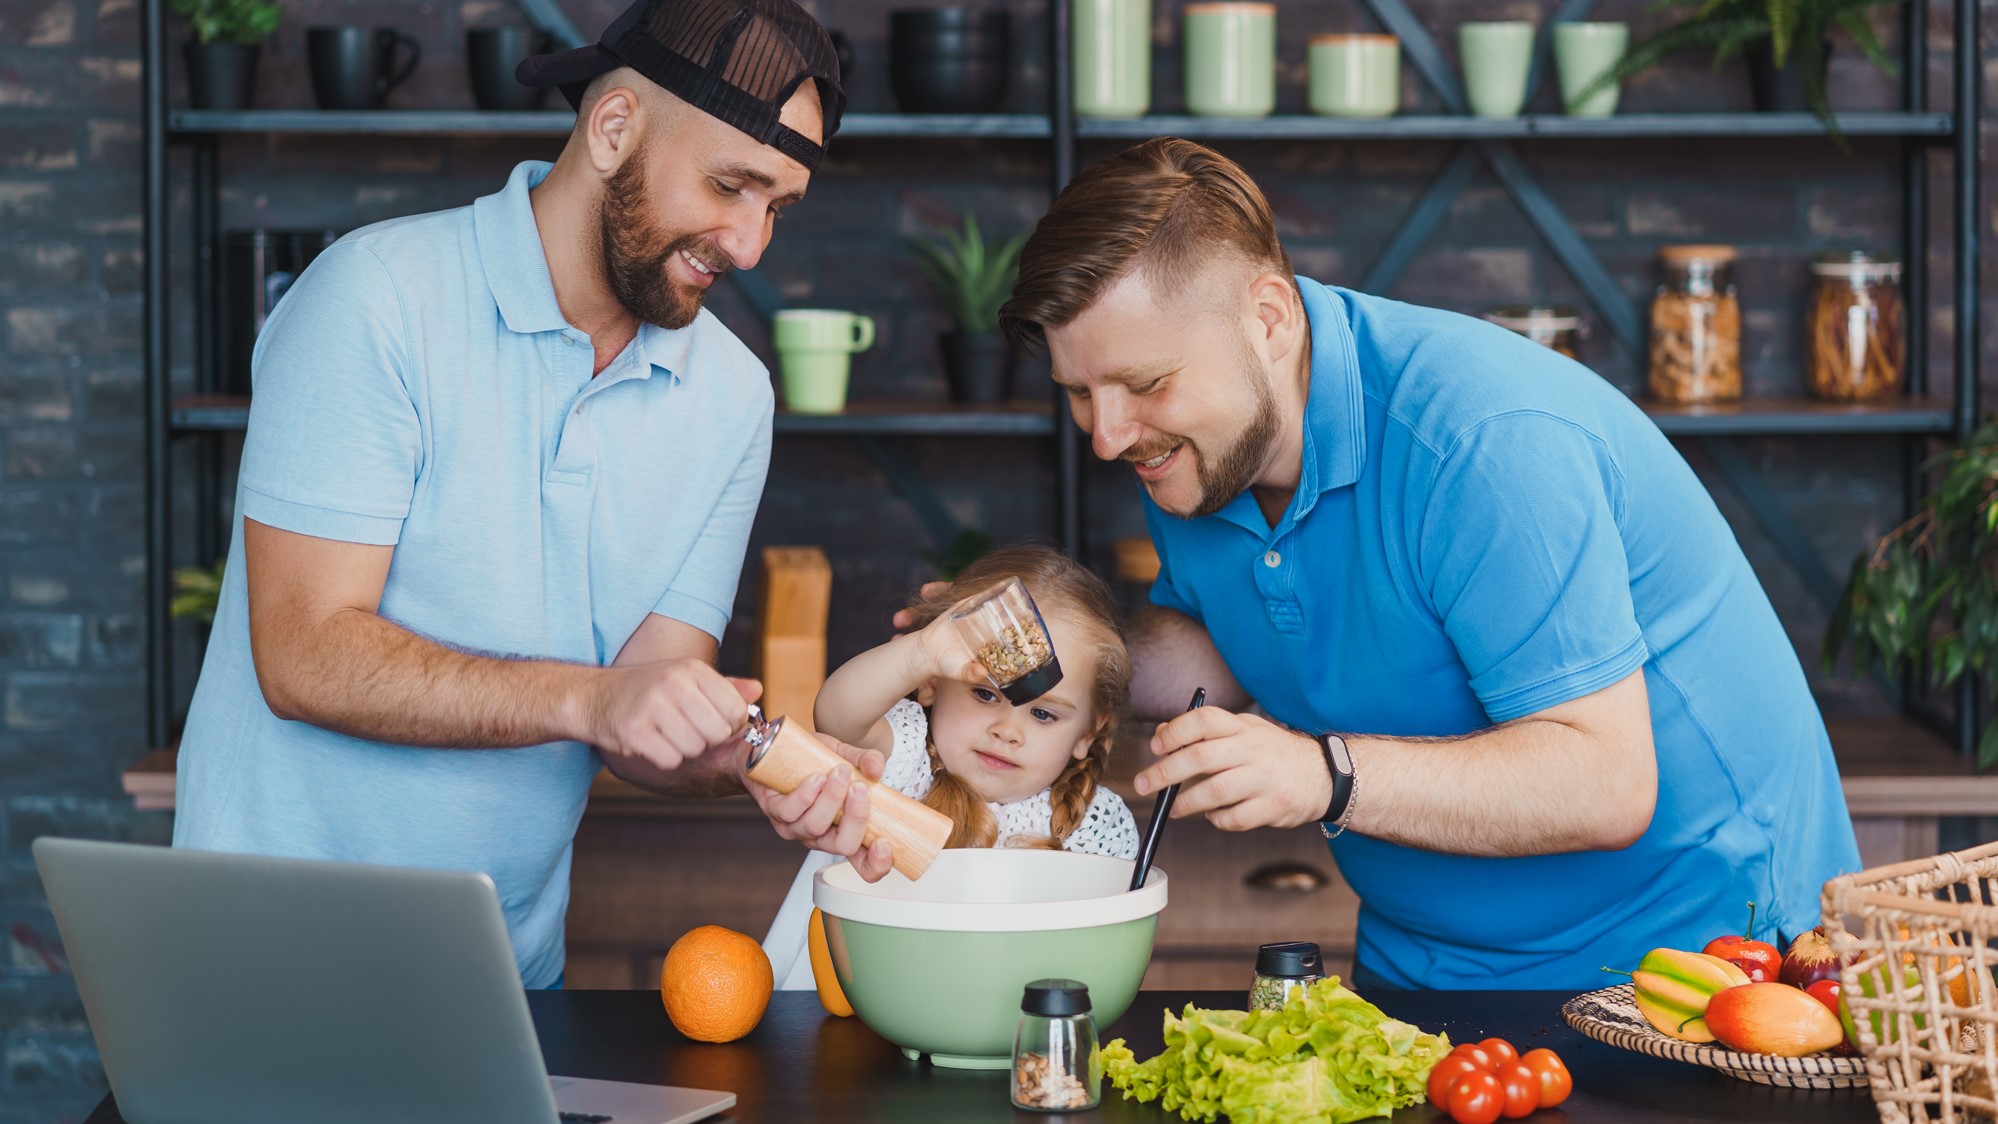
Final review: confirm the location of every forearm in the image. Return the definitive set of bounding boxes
[1343,718,1656,857]
[813,633,924,743]
[1127,607,1249,720]
[602,743,748,798]
[257,606,594,748]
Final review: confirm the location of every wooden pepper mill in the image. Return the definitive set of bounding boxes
[740,705,952,880]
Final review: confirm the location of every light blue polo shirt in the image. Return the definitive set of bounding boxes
[173,161,774,987]
[1145,278,1861,990]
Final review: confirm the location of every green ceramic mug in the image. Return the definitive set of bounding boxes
[1308,33,1400,118]
[1184,2,1275,118]
[773,309,875,414]
[1457,21,1535,119]
[1554,22,1628,117]
[1073,0,1150,118]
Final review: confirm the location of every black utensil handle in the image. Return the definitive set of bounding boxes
[1128,687,1204,892]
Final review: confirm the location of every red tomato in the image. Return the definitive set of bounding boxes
[1494,1062,1539,1119]
[1449,1042,1500,1071]
[1429,1056,1486,1110]
[1520,1048,1573,1109]
[1480,1037,1520,1065]
[1805,979,1842,1018]
[1446,1071,1505,1124]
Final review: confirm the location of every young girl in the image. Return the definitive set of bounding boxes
[761,545,1140,990]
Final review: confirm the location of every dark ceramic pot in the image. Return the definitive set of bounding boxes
[1745,37,1832,113]
[940,330,1015,403]
[184,41,260,110]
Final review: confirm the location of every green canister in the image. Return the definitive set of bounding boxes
[1073,0,1151,118]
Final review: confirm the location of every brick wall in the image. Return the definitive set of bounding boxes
[1,0,1993,1114]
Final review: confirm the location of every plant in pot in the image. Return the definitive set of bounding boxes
[1823,421,1998,768]
[908,213,1028,404]
[171,560,226,626]
[1575,0,1901,139]
[172,0,280,110]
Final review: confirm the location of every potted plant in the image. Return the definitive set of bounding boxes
[1823,422,1998,768]
[171,0,280,111]
[171,560,226,625]
[908,213,1028,404]
[1575,0,1900,134]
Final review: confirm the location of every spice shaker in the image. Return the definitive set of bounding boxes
[1249,941,1324,1012]
[1012,978,1101,1112]
[948,576,1064,705]
[1807,250,1904,401]
[738,704,953,880]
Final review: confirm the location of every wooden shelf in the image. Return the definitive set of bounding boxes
[168,109,1051,139]
[171,394,1055,437]
[1639,396,1954,437]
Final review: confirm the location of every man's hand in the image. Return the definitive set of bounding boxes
[582,658,761,774]
[740,732,896,882]
[1135,708,1332,831]
[888,582,951,632]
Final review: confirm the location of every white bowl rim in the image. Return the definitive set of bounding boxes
[813,850,1168,933]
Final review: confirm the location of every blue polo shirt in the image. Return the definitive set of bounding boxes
[173,161,774,987]
[1145,278,1860,989]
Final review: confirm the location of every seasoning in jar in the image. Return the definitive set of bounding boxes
[1807,251,1904,401]
[1481,304,1586,360]
[1648,244,1742,403]
[1012,978,1101,1111]
[947,576,1064,705]
[1249,941,1324,1012]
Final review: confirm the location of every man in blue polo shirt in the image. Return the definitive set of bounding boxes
[173,0,895,988]
[999,138,1861,989]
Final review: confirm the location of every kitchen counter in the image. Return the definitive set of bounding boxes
[85,989,1881,1122]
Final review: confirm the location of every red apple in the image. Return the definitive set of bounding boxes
[1728,956,1773,983]
[1706,983,1846,1056]
[1804,980,1857,1054]
[1704,901,1783,981]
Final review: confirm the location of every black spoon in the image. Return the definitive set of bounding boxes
[1129,686,1204,892]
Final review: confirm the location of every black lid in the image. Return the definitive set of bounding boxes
[999,654,1063,706]
[1256,941,1322,978]
[1021,978,1091,1017]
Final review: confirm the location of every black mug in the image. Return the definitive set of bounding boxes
[467,27,552,111]
[307,25,421,110]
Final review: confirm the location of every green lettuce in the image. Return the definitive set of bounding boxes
[1101,976,1451,1123]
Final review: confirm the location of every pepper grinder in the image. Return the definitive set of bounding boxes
[739,705,953,880]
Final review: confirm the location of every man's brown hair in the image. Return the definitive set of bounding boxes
[999,137,1293,357]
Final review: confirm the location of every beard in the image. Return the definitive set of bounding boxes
[597,146,727,331]
[1128,333,1282,519]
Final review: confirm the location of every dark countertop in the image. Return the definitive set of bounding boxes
[88,989,1883,1122]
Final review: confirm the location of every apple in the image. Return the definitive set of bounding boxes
[1704,902,1782,982]
[1728,956,1773,983]
[1705,983,1846,1057]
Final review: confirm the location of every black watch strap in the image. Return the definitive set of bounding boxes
[1318,733,1354,824]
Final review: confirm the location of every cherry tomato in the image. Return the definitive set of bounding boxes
[1480,1037,1520,1065]
[1520,1047,1573,1109]
[1446,1071,1505,1124]
[1429,1056,1486,1110]
[1494,1062,1539,1119]
[1449,1042,1500,1071]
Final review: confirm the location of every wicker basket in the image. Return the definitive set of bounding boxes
[1822,840,1998,1123]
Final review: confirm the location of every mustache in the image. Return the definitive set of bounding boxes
[1122,439,1183,464]
[665,236,733,277]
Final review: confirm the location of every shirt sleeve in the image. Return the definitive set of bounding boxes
[1414,411,1649,723]
[1064,788,1140,860]
[879,698,936,799]
[650,396,773,640]
[236,241,422,546]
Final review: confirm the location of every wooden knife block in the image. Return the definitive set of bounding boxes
[756,546,832,733]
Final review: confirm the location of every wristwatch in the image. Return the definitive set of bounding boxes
[1316,732,1356,840]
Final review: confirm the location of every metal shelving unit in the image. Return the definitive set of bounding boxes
[142,0,1981,753]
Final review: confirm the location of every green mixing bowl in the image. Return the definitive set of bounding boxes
[814,849,1168,1069]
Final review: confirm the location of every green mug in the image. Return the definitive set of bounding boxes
[773,309,875,415]
[1073,0,1150,118]
[1554,22,1628,117]
[1184,2,1275,118]
[1457,21,1535,119]
[1309,33,1400,118]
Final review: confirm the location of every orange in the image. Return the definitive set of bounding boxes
[660,925,773,1043]
[808,908,853,1018]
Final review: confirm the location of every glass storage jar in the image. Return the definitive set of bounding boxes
[947,576,1064,704]
[1249,941,1324,1012]
[1807,251,1904,401]
[1012,979,1101,1112]
[1648,244,1741,403]
[1481,304,1586,360]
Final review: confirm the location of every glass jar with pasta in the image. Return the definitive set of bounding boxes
[1648,244,1741,403]
[1807,251,1904,400]
[1481,304,1586,361]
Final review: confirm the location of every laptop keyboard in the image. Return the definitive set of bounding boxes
[558,1114,614,1123]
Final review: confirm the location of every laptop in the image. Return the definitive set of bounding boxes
[34,837,735,1124]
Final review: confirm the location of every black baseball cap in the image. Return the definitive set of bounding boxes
[517,0,846,170]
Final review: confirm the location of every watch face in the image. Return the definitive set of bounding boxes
[1323,734,1353,773]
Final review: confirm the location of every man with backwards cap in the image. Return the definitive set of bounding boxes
[170,0,894,988]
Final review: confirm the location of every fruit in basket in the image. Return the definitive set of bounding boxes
[1702,902,1783,981]
[1803,981,1857,1054]
[1778,925,1845,989]
[1727,956,1773,983]
[1705,982,1846,1056]
[660,924,774,1043]
[1621,947,1751,1043]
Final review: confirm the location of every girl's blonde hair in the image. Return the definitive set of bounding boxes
[901,544,1130,850]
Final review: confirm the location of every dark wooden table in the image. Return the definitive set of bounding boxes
[88,989,1884,1122]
